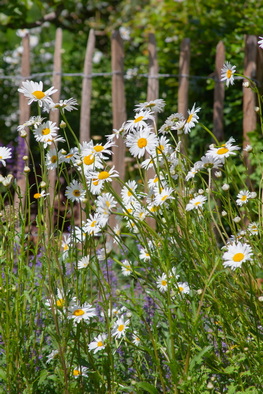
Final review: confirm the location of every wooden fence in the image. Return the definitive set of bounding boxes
[14,30,262,208]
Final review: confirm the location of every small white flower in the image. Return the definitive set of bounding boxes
[112,317,130,338]
[135,99,165,113]
[132,333,141,346]
[72,366,89,378]
[236,190,252,206]
[221,62,236,87]
[223,241,253,270]
[69,303,96,324]
[183,103,201,134]
[121,260,132,276]
[65,180,86,203]
[176,282,190,294]
[88,334,107,353]
[0,146,12,167]
[247,222,259,235]
[77,256,90,269]
[186,195,207,211]
[156,273,168,292]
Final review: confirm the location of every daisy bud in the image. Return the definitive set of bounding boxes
[24,166,30,173]
[22,155,28,161]
[209,144,215,149]
[207,382,214,389]
[233,216,241,223]
[250,192,257,198]
[221,210,227,217]
[198,189,204,194]
[215,171,222,178]
[222,183,230,191]
[60,149,67,155]
[60,120,66,128]
[244,144,252,152]
[258,296,263,302]
[197,289,203,295]
[40,181,46,188]
[242,81,250,88]
[255,106,260,113]
[20,130,27,138]
[76,160,82,166]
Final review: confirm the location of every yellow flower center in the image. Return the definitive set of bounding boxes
[97,341,103,347]
[98,171,110,180]
[92,179,99,186]
[118,324,125,332]
[0,156,2,159]
[73,309,85,316]
[217,147,229,155]
[127,190,132,196]
[161,195,168,201]
[73,369,81,376]
[161,280,167,286]
[56,298,65,307]
[137,138,147,148]
[187,114,193,123]
[232,252,245,262]
[63,244,69,251]
[65,153,73,159]
[73,189,80,197]
[241,195,247,201]
[226,69,232,79]
[51,155,57,163]
[83,154,95,165]
[34,192,42,199]
[134,115,144,123]
[194,201,201,206]
[178,286,184,292]
[157,144,164,153]
[90,220,96,227]
[42,128,50,135]
[94,145,104,152]
[32,90,45,99]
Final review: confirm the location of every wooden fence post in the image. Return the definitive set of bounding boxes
[15,32,30,210]
[80,28,95,143]
[111,30,127,185]
[243,35,257,175]
[49,27,62,203]
[213,41,225,142]
[146,33,159,229]
[178,38,190,154]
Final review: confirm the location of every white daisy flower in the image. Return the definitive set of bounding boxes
[223,241,253,270]
[186,195,207,211]
[156,273,168,292]
[84,213,104,235]
[185,166,199,181]
[71,225,87,243]
[135,99,165,113]
[247,222,259,235]
[159,119,175,135]
[45,289,66,310]
[124,110,154,132]
[86,167,119,186]
[77,256,90,269]
[96,192,117,215]
[45,148,64,170]
[154,187,175,206]
[0,173,13,186]
[132,333,141,346]
[112,317,130,339]
[69,303,96,324]
[88,333,107,353]
[72,366,89,378]
[34,121,58,144]
[121,180,138,204]
[60,147,78,164]
[156,135,171,156]
[195,154,223,170]
[61,234,71,256]
[183,103,201,134]
[18,80,57,107]
[139,248,151,261]
[17,115,44,132]
[33,190,49,199]
[65,180,86,203]
[176,282,190,294]
[236,190,252,206]
[206,137,240,161]
[221,62,236,87]
[0,146,12,167]
[47,97,78,112]
[121,260,132,276]
[125,126,158,158]
[258,36,263,49]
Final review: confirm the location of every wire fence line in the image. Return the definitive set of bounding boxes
[0,71,244,82]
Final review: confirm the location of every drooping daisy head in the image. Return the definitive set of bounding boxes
[223,241,253,270]
[258,36,263,49]
[183,103,201,134]
[135,99,165,113]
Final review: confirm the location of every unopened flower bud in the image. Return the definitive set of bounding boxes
[221,210,227,217]
[222,183,230,191]
[24,166,30,173]
[60,120,66,128]
[255,106,260,113]
[20,130,27,138]
[40,181,46,188]
[243,81,250,88]
[215,171,222,178]
[233,216,241,223]
[22,155,28,161]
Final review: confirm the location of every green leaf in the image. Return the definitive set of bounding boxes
[38,369,49,386]
[0,368,6,381]
[136,382,159,394]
